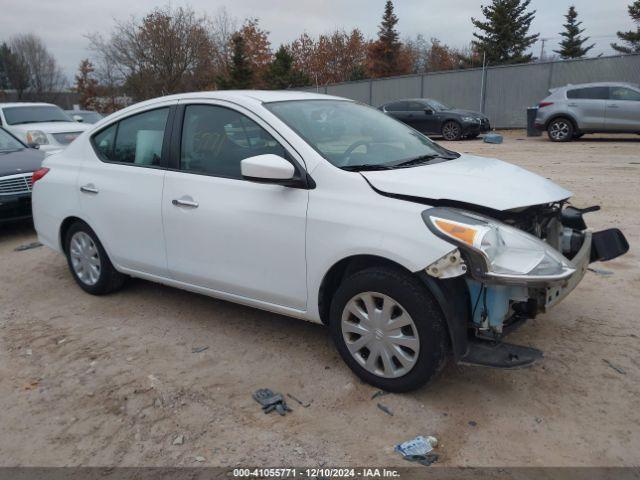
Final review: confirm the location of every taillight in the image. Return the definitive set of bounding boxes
[32,167,50,185]
[538,102,554,108]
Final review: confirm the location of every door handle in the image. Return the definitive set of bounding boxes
[607,104,619,109]
[172,198,199,208]
[80,184,99,194]
[568,103,578,107]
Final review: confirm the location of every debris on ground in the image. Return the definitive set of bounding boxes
[191,346,209,353]
[194,456,205,463]
[588,267,614,276]
[603,359,626,375]
[371,390,389,400]
[395,435,439,466]
[14,242,42,252]
[535,417,543,424]
[286,393,311,408]
[253,388,292,416]
[377,403,393,416]
[172,435,184,445]
[483,133,503,144]
[22,380,40,390]
[468,420,477,427]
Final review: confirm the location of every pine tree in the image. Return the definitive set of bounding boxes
[263,46,309,89]
[218,33,254,89]
[368,0,409,77]
[471,0,540,65]
[612,1,640,54]
[554,6,595,59]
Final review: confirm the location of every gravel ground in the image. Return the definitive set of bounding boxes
[0,130,639,467]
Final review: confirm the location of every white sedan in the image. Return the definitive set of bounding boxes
[31,91,628,391]
[0,102,90,153]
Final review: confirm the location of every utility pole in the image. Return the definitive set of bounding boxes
[539,38,550,61]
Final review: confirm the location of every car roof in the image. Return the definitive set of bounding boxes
[114,90,347,116]
[561,82,639,89]
[0,102,58,108]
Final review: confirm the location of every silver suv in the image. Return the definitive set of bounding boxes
[535,82,640,141]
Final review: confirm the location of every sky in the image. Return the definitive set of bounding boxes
[0,0,635,82]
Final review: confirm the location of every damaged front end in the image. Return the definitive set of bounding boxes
[420,203,629,369]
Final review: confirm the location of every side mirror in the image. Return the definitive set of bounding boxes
[241,154,296,184]
[73,115,84,122]
[424,108,434,115]
[27,142,40,149]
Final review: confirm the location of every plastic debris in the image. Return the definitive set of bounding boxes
[286,393,311,408]
[588,267,614,276]
[172,435,184,445]
[14,242,42,252]
[603,359,626,375]
[395,436,439,466]
[377,403,393,416]
[371,390,389,400]
[194,456,205,463]
[468,420,477,427]
[191,346,209,353]
[483,133,503,144]
[253,388,292,416]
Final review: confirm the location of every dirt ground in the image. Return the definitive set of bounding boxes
[1,130,639,468]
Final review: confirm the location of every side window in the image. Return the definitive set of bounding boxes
[92,124,117,161]
[406,101,426,112]
[567,87,608,100]
[385,101,407,112]
[180,105,287,179]
[112,108,169,165]
[610,87,640,101]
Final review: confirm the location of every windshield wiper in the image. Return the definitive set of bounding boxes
[387,154,456,168]
[341,164,393,172]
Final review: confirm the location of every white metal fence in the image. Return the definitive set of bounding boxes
[296,54,640,128]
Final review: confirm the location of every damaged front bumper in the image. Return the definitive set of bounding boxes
[422,207,629,370]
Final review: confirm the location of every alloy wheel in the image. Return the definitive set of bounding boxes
[69,231,102,286]
[549,120,571,141]
[341,292,420,378]
[442,122,461,141]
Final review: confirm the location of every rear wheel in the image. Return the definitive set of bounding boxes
[441,121,462,141]
[329,266,448,392]
[547,118,574,142]
[64,221,126,295]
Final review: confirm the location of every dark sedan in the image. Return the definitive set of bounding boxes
[379,98,490,140]
[0,127,45,223]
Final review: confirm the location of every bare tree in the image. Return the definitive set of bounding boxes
[211,6,238,76]
[88,6,219,101]
[9,34,65,100]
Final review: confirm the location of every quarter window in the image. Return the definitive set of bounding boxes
[93,124,117,161]
[180,105,287,179]
[610,87,640,101]
[566,87,608,100]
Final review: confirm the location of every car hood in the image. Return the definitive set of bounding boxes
[9,122,90,134]
[360,154,572,211]
[0,148,45,176]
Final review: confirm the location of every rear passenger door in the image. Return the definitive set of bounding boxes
[605,86,640,132]
[79,104,175,277]
[383,101,408,123]
[566,87,607,130]
[405,101,430,132]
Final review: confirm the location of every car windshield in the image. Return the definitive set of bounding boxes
[428,100,449,111]
[0,128,25,151]
[3,105,73,125]
[265,100,458,169]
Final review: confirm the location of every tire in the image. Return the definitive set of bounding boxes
[466,133,480,140]
[573,132,584,139]
[441,121,462,141]
[329,266,448,392]
[547,117,574,142]
[64,221,126,295]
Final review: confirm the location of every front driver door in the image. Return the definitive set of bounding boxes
[162,102,308,310]
[606,86,640,132]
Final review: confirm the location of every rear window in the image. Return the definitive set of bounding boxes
[566,87,608,100]
[385,101,407,112]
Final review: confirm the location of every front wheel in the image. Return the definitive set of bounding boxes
[329,267,448,392]
[64,221,126,295]
[441,121,462,141]
[547,118,574,142]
